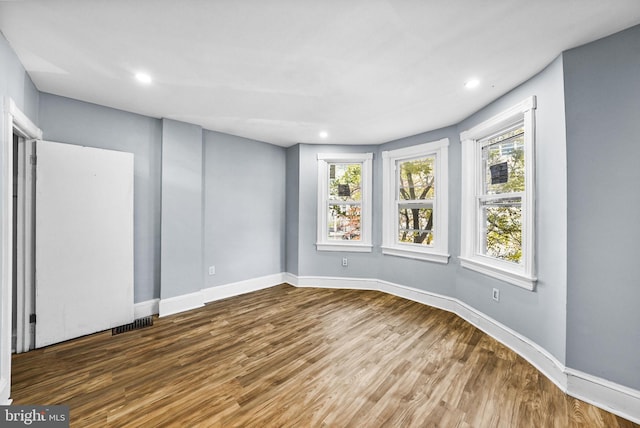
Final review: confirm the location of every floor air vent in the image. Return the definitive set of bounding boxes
[112,316,154,335]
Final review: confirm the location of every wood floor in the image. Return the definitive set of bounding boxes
[11,284,638,427]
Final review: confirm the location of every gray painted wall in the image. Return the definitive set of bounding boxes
[0,32,39,122]
[203,130,286,286]
[564,25,640,390]
[275,56,559,375]
[160,119,203,299]
[296,143,380,278]
[291,57,568,364]
[377,126,459,296]
[38,94,162,302]
[285,145,300,275]
[455,56,568,363]
[5,20,640,397]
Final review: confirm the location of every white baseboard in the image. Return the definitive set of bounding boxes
[153,272,640,423]
[452,295,568,393]
[293,274,378,291]
[134,298,159,318]
[158,273,286,318]
[377,279,569,391]
[158,291,204,318]
[202,273,285,303]
[566,368,640,424]
[285,273,639,424]
[0,378,9,406]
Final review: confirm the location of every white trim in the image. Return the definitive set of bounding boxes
[378,277,565,391]
[381,138,449,263]
[566,368,640,424]
[202,273,285,303]
[282,272,298,286]
[460,96,536,142]
[459,96,536,289]
[315,243,372,252]
[15,138,35,354]
[284,273,640,424]
[291,274,378,290]
[158,273,286,317]
[459,256,536,290]
[316,153,373,251]
[381,246,449,264]
[14,137,26,353]
[158,291,204,317]
[134,298,159,318]
[1,98,42,405]
[0,379,10,405]
[381,138,449,159]
[2,101,15,404]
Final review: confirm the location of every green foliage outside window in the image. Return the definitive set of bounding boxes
[398,157,434,245]
[328,164,362,240]
[482,129,525,263]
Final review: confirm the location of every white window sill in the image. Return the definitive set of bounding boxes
[459,256,537,290]
[316,242,373,253]
[381,246,450,264]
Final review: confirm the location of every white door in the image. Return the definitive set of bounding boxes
[35,141,134,348]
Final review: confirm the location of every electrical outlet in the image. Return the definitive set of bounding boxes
[342,257,348,267]
[208,265,216,275]
[492,288,500,302]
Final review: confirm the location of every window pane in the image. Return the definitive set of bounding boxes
[398,157,435,200]
[482,127,524,195]
[328,204,361,241]
[398,206,433,245]
[329,163,361,201]
[481,198,522,263]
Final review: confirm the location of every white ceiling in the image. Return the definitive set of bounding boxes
[1,1,640,147]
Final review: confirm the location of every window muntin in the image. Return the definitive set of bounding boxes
[317,153,372,252]
[459,96,536,290]
[479,125,525,264]
[326,162,362,241]
[381,139,449,263]
[397,156,435,246]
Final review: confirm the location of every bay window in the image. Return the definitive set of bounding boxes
[316,153,373,252]
[382,139,449,263]
[460,96,537,289]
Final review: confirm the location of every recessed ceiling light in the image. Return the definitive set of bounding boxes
[465,79,480,89]
[135,72,152,84]
[319,131,329,139]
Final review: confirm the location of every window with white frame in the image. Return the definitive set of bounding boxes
[317,153,373,252]
[381,139,449,263]
[459,96,537,289]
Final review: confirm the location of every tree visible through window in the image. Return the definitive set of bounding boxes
[328,163,362,241]
[398,156,435,245]
[481,126,525,263]
[459,95,536,289]
[381,139,450,263]
[317,152,373,252]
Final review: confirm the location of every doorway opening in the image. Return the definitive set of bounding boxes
[11,132,36,354]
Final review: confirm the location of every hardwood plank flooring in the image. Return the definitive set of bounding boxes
[11,284,638,427]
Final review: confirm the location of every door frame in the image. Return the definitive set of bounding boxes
[1,97,41,404]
